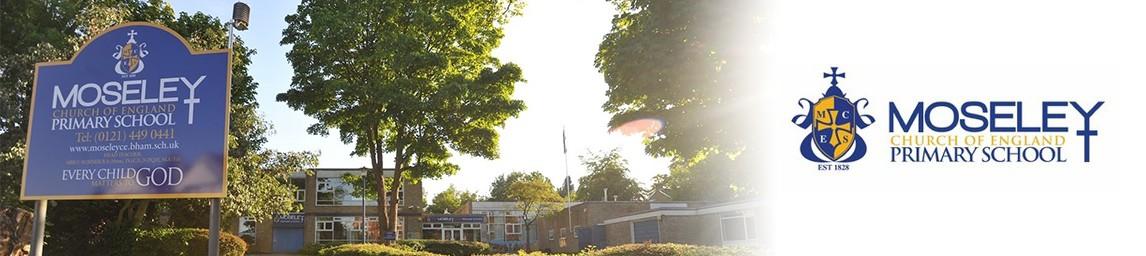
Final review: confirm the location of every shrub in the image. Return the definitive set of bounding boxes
[395,239,492,256]
[132,228,247,256]
[318,243,441,256]
[478,251,567,256]
[301,242,351,256]
[585,243,753,256]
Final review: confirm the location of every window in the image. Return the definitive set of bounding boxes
[395,217,405,240]
[720,214,756,242]
[238,216,257,246]
[506,223,522,234]
[548,229,554,241]
[631,219,660,243]
[745,216,756,239]
[573,225,580,238]
[559,227,566,236]
[315,216,381,243]
[316,177,391,206]
[238,217,257,236]
[292,178,306,203]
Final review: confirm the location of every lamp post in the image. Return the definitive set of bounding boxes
[209,2,249,256]
[363,167,368,243]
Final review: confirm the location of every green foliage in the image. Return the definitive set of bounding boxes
[488,171,552,201]
[280,0,527,231]
[318,243,440,256]
[224,149,319,220]
[395,239,493,256]
[576,149,644,201]
[133,228,247,256]
[427,185,481,214]
[595,0,761,201]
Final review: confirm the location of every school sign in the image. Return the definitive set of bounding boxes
[21,22,230,200]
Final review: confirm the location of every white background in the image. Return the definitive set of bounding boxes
[756,0,1146,255]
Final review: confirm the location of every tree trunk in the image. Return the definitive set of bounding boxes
[373,167,388,241]
[368,126,391,242]
[130,200,150,227]
[386,146,407,240]
[115,200,133,224]
[524,221,532,251]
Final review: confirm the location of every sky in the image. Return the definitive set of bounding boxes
[167,0,671,199]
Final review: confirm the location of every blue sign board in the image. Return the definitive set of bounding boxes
[273,213,305,228]
[20,22,230,200]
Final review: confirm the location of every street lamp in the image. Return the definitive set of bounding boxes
[210,3,249,256]
[226,1,250,49]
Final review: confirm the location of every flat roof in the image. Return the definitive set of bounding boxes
[600,199,763,225]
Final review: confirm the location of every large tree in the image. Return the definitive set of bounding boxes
[280,0,527,233]
[595,0,761,201]
[0,1,316,253]
[426,185,480,214]
[576,149,643,201]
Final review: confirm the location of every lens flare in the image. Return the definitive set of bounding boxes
[609,118,665,138]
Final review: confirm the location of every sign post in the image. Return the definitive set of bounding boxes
[28,200,46,255]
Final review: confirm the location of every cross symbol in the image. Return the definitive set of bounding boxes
[815,109,853,157]
[127,30,138,39]
[823,66,845,86]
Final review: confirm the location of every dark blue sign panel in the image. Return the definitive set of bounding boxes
[21,22,230,200]
[273,213,305,228]
[426,214,485,223]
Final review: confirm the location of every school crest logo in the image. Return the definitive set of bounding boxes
[113,30,149,76]
[792,67,875,162]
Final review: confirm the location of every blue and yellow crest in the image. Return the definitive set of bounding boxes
[792,67,875,162]
[113,30,149,76]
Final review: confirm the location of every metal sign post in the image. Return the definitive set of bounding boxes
[28,200,47,255]
[209,198,221,256]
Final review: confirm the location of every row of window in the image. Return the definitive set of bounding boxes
[421,223,482,229]
[312,177,404,207]
[315,216,404,243]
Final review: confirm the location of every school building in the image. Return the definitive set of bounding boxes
[533,200,763,253]
[237,168,425,254]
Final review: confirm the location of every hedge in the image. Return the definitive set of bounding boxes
[585,243,753,256]
[301,242,350,255]
[394,239,492,256]
[318,243,441,256]
[479,243,753,256]
[132,228,247,256]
